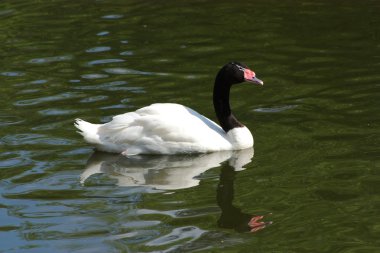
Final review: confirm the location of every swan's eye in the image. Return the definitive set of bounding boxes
[234,64,245,72]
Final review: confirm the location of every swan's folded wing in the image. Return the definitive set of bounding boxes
[95,103,231,154]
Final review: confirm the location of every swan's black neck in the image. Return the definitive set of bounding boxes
[213,72,244,133]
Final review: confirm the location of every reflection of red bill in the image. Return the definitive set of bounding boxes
[248,215,272,233]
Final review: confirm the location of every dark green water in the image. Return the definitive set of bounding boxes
[1,0,379,252]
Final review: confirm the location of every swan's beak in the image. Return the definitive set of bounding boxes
[244,69,264,85]
[247,76,264,86]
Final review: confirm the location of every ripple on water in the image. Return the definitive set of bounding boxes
[183,74,208,80]
[80,73,109,79]
[0,115,24,127]
[28,55,73,64]
[14,92,83,106]
[120,51,134,56]
[75,80,127,89]
[1,134,74,146]
[188,46,222,53]
[85,46,112,53]
[136,208,203,219]
[30,80,48,84]
[145,226,206,247]
[100,104,129,110]
[0,9,14,17]
[79,95,109,103]
[97,31,109,36]
[101,14,124,19]
[103,68,152,75]
[120,220,162,229]
[0,151,31,169]
[254,104,298,113]
[16,89,40,94]
[1,71,25,77]
[31,121,72,131]
[74,80,144,93]
[38,109,78,116]
[86,59,125,66]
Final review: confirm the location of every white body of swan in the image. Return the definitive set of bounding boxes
[75,103,253,155]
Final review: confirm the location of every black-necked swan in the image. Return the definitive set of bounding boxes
[75,62,263,155]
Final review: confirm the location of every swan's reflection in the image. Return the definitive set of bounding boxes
[81,148,254,190]
[82,148,271,234]
[217,161,272,233]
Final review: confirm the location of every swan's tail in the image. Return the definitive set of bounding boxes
[74,119,102,145]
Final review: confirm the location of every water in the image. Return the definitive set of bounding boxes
[1,0,379,252]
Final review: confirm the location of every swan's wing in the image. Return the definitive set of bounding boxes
[96,103,230,154]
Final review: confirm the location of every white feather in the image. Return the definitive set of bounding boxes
[75,103,253,155]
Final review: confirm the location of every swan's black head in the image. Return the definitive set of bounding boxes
[217,62,264,86]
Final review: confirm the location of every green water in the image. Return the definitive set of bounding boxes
[1,0,379,252]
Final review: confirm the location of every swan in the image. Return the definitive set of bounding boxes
[75,62,263,155]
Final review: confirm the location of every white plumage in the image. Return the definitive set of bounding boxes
[75,103,253,155]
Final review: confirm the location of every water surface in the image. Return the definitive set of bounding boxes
[1,0,379,252]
